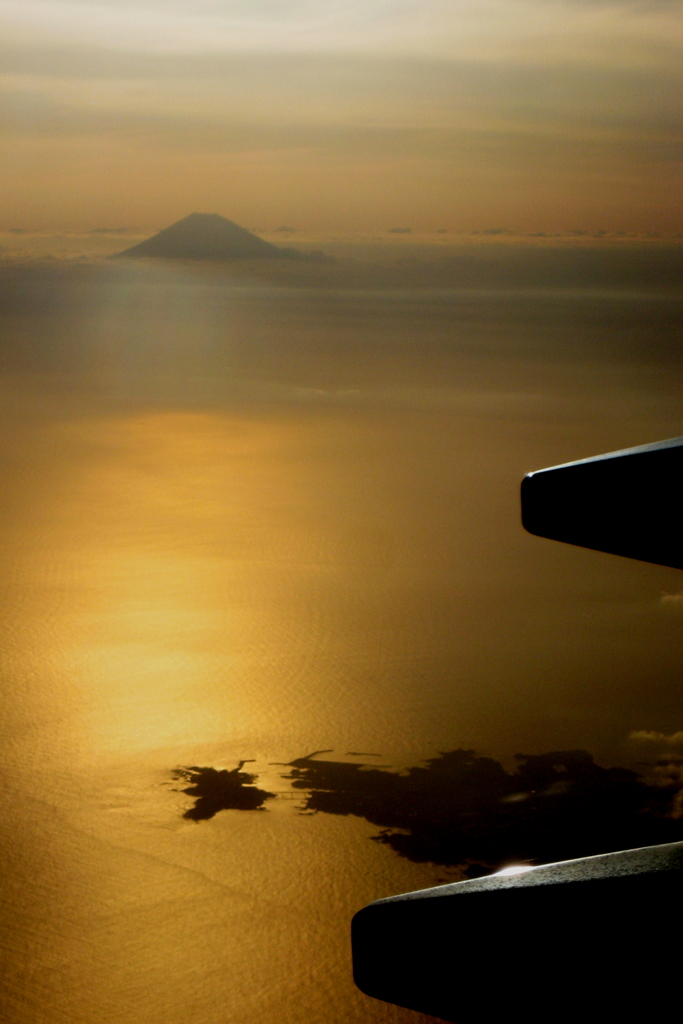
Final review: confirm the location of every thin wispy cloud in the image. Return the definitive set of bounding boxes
[2,0,680,56]
[1,0,680,233]
[630,730,683,745]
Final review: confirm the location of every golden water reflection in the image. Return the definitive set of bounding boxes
[1,268,683,1024]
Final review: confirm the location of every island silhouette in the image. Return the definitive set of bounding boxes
[173,747,683,874]
[113,212,326,261]
[173,760,276,820]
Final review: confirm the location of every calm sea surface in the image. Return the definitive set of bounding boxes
[1,260,682,1023]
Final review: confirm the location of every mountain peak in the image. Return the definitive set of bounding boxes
[114,213,298,261]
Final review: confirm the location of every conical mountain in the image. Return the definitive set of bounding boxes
[114,213,296,260]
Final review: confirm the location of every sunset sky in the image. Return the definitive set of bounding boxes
[2,0,682,233]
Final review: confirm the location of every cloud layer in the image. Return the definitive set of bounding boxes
[1,1,681,231]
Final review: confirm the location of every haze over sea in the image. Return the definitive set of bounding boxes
[1,234,682,1024]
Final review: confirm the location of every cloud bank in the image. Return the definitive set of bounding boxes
[1,0,681,232]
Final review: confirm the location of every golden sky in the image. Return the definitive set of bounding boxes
[1,0,682,233]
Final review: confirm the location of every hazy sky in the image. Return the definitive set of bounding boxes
[2,0,682,232]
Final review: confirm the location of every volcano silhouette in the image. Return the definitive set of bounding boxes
[114,213,307,261]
